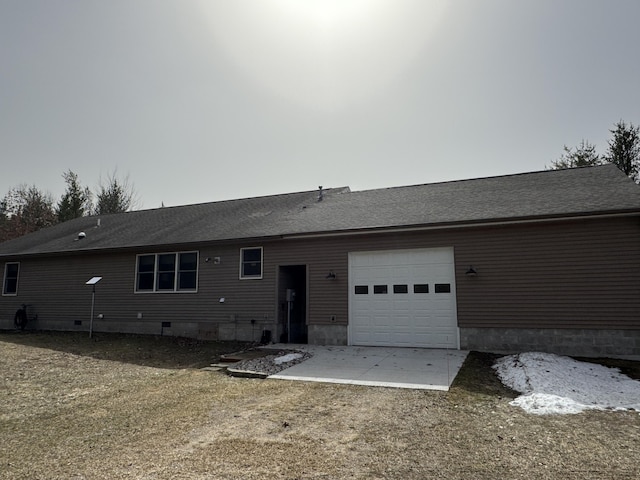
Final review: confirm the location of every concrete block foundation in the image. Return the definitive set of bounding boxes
[461,327,640,358]
[308,324,348,346]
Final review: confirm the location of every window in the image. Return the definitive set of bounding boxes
[240,247,263,279]
[3,262,19,295]
[137,255,155,291]
[354,285,369,295]
[178,252,198,290]
[435,283,451,293]
[413,284,429,293]
[135,252,198,293]
[373,285,388,294]
[393,284,408,294]
[157,254,176,290]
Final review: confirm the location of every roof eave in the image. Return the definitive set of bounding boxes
[280,209,640,240]
[2,209,639,259]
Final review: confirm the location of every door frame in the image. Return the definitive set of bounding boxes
[275,264,309,343]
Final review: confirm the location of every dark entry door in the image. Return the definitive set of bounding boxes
[278,265,307,343]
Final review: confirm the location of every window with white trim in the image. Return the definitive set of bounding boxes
[135,252,198,292]
[240,247,263,279]
[3,262,19,295]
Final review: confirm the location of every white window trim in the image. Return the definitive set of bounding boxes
[239,247,263,280]
[134,251,199,293]
[2,262,20,296]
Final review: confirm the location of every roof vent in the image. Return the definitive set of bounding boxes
[77,232,86,240]
[318,186,324,202]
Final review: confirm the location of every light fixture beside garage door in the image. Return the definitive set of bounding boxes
[465,266,478,277]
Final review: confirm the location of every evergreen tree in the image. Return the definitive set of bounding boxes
[94,171,139,215]
[604,120,640,183]
[56,170,92,222]
[548,140,603,170]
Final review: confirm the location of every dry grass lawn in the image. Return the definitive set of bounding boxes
[1,331,639,479]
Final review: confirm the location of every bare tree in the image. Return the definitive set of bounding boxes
[0,185,57,242]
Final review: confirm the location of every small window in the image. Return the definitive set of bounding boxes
[354,285,369,295]
[136,255,155,291]
[156,254,176,290]
[393,284,408,294]
[413,284,429,294]
[3,262,19,295]
[435,283,451,293]
[240,247,263,279]
[373,285,388,294]
[178,252,198,290]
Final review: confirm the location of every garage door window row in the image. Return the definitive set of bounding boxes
[354,283,451,295]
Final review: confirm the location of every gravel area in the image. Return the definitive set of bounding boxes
[229,349,313,375]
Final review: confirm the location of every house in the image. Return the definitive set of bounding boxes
[2,164,640,356]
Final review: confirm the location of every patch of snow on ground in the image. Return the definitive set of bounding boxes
[493,352,640,415]
[273,353,304,365]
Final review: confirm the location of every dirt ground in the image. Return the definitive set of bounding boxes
[1,331,639,480]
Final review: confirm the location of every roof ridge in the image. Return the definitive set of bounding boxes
[350,164,618,194]
[98,186,352,215]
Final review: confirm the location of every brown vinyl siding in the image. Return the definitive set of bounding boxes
[453,218,640,329]
[295,215,640,331]
[1,215,639,334]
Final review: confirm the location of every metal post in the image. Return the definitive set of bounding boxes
[287,300,291,343]
[85,276,102,339]
[89,285,95,338]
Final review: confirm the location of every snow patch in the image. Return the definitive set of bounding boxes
[273,353,304,365]
[493,352,640,415]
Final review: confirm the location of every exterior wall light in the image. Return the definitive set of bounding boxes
[465,266,477,277]
[326,271,337,280]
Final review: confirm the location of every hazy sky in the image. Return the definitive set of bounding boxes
[1,0,639,209]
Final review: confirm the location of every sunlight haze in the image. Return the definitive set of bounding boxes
[0,0,638,209]
[198,0,448,111]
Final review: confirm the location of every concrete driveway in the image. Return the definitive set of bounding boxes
[268,344,469,391]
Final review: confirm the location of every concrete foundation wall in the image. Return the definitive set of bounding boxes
[308,324,348,346]
[461,327,640,357]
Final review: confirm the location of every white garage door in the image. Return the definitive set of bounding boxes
[348,247,458,348]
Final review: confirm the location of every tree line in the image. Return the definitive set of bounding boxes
[548,120,640,183]
[0,171,138,243]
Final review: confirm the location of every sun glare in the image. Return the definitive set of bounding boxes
[272,0,384,31]
[197,0,448,111]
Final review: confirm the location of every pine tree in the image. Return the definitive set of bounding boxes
[94,171,139,215]
[548,140,603,170]
[604,120,640,183]
[56,170,92,222]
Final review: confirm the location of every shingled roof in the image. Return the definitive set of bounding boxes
[1,164,639,257]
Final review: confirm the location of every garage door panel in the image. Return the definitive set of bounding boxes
[391,267,411,281]
[393,314,412,329]
[349,247,458,349]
